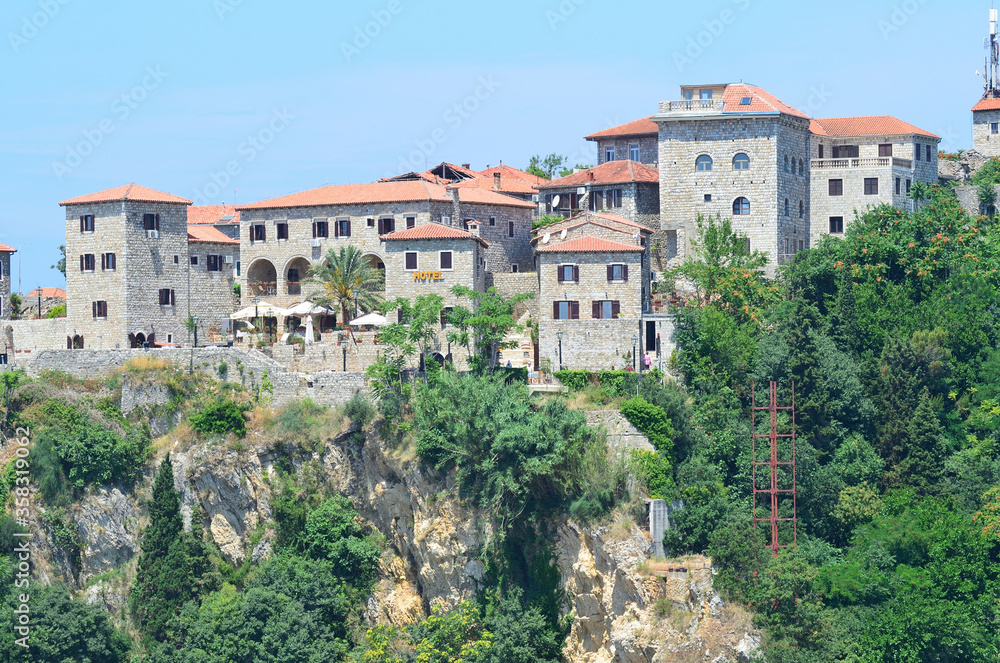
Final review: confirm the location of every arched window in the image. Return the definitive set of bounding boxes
[784,155,789,173]
[799,200,804,218]
[784,198,789,216]
[733,197,750,215]
[696,155,713,171]
[733,153,750,170]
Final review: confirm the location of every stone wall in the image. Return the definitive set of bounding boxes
[188,240,239,344]
[594,136,658,166]
[490,271,540,321]
[955,184,1000,216]
[540,318,639,371]
[4,318,68,364]
[584,410,653,452]
[455,201,533,273]
[20,347,365,407]
[973,108,1000,158]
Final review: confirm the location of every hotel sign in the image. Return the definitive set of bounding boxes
[413,271,443,282]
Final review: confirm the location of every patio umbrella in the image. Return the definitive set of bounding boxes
[231,302,281,318]
[349,312,389,327]
[305,315,315,346]
[284,301,334,317]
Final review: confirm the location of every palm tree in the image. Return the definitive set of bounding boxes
[306,246,384,324]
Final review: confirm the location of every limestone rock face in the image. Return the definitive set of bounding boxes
[76,487,142,581]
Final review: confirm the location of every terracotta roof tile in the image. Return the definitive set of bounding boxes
[451,185,536,207]
[536,235,644,253]
[25,287,65,298]
[720,83,809,119]
[188,204,241,225]
[59,183,192,206]
[972,97,1000,111]
[0,242,15,252]
[454,177,539,195]
[381,222,489,246]
[476,164,549,186]
[811,115,939,139]
[585,116,658,140]
[238,181,534,211]
[538,160,659,189]
[187,225,238,244]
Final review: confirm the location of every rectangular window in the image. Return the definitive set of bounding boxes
[405,252,417,271]
[609,189,623,207]
[915,144,921,161]
[406,216,416,229]
[828,179,843,196]
[704,194,712,202]
[441,216,451,226]
[143,213,160,231]
[508,221,515,238]
[511,264,519,273]
[439,251,452,270]
[158,289,175,306]
[276,222,288,240]
[440,307,453,327]
[832,145,859,158]
[312,220,328,238]
[799,240,804,252]
[589,190,604,211]
[864,177,879,195]
[379,217,395,234]
[92,300,107,318]
[878,143,893,157]
[906,179,912,193]
[251,224,266,241]
[896,177,901,195]
[488,216,495,227]
[829,216,844,233]
[101,252,116,270]
[592,300,621,319]
[174,255,179,264]
[190,255,199,265]
[607,263,628,281]
[926,145,932,161]
[235,261,241,277]
[557,264,579,283]
[207,255,221,271]
[367,218,375,228]
[630,144,639,161]
[80,215,95,232]
[783,238,790,255]
[605,146,615,162]
[553,301,580,320]
[80,254,95,272]
[336,218,351,237]
[992,122,999,135]
[818,144,824,159]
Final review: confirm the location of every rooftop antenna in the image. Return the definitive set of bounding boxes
[986,7,1000,96]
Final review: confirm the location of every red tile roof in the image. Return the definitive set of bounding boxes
[585,116,658,140]
[59,183,192,206]
[237,181,533,211]
[538,160,659,189]
[452,184,537,207]
[720,83,809,118]
[381,222,489,247]
[476,163,548,186]
[530,213,650,244]
[972,96,1000,111]
[24,287,65,298]
[0,242,15,252]
[810,116,939,139]
[187,225,238,244]
[536,235,644,253]
[188,204,240,225]
[454,177,539,195]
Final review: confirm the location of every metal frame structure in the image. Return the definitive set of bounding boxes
[751,381,797,559]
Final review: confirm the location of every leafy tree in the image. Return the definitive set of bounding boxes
[448,286,533,373]
[973,485,1000,541]
[131,457,214,641]
[307,245,384,324]
[9,292,21,320]
[189,399,249,436]
[890,388,945,491]
[525,153,565,180]
[386,293,445,371]
[43,302,65,319]
[475,588,563,663]
[977,181,997,216]
[51,244,65,277]
[302,495,382,589]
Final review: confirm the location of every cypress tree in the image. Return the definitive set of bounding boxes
[893,389,944,491]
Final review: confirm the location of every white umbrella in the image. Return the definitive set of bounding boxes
[232,302,282,318]
[305,315,315,346]
[284,301,335,317]
[349,312,389,327]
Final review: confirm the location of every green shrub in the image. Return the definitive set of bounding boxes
[190,399,249,437]
[343,391,375,427]
[554,370,646,398]
[631,449,675,500]
[620,396,674,458]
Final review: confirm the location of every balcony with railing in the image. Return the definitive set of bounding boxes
[658,99,726,114]
[811,157,914,170]
[248,282,277,297]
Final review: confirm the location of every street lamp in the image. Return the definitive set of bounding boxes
[341,337,348,372]
[556,330,563,371]
[632,334,638,372]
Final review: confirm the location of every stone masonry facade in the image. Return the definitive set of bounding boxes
[595,136,659,167]
[0,249,11,320]
[973,108,1000,158]
[188,239,240,344]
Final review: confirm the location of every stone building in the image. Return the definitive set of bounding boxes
[188,203,241,241]
[532,212,653,371]
[235,180,535,315]
[973,97,1000,158]
[654,82,813,268]
[0,243,13,321]
[457,163,546,204]
[186,224,240,345]
[538,160,660,231]
[381,222,489,367]
[808,116,939,247]
[585,116,659,167]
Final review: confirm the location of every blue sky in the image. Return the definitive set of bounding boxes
[0,0,988,289]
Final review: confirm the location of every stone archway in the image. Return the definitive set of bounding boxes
[362,253,386,293]
[247,259,278,297]
[284,256,311,297]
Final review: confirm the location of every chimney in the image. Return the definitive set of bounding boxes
[494,172,501,190]
[462,163,471,170]
[446,185,459,201]
[467,220,481,237]
[588,170,595,181]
